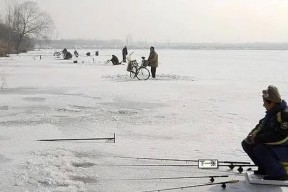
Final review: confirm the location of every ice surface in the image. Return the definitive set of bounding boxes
[1,49,288,191]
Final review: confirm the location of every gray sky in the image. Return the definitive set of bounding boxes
[2,0,288,43]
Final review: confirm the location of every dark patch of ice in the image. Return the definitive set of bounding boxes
[72,162,96,168]
[0,105,8,110]
[71,176,97,183]
[0,154,11,163]
[23,97,46,102]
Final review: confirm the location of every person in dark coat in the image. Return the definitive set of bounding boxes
[147,46,158,78]
[74,50,79,57]
[242,85,288,180]
[122,46,128,63]
[62,48,72,59]
[62,48,67,58]
[110,55,120,65]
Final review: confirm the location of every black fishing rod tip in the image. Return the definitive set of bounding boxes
[228,164,235,170]
[237,166,243,173]
[210,177,215,183]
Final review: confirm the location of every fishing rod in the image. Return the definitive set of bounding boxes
[37,133,116,143]
[111,163,256,173]
[140,179,239,192]
[112,155,251,164]
[112,164,197,167]
[229,164,257,173]
[111,164,253,167]
[123,175,228,183]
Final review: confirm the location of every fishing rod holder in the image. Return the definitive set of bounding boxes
[198,159,218,169]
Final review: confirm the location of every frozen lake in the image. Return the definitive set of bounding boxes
[1,49,288,192]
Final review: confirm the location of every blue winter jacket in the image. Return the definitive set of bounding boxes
[253,100,288,145]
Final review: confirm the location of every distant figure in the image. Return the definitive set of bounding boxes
[62,48,72,59]
[95,51,99,56]
[86,52,91,56]
[62,48,67,56]
[147,46,158,78]
[110,55,120,65]
[74,50,79,57]
[53,51,61,57]
[122,46,128,63]
[65,52,72,59]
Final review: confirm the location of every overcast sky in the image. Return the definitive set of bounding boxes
[1,0,288,43]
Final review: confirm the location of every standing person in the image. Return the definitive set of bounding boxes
[74,50,79,57]
[122,46,128,63]
[148,46,158,78]
[242,85,288,180]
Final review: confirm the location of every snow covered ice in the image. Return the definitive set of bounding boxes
[1,49,288,192]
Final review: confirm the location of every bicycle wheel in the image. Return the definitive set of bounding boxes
[136,67,150,80]
[130,66,137,79]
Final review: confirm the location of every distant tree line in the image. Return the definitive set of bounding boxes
[0,1,54,56]
[36,39,288,50]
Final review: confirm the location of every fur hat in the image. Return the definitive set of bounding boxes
[262,85,281,103]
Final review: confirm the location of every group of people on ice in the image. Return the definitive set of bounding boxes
[57,46,159,79]
[109,46,128,65]
[59,48,99,60]
[110,46,158,78]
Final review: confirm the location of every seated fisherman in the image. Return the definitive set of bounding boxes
[242,85,288,180]
[110,55,120,65]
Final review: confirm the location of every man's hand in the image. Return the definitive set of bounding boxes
[246,134,256,144]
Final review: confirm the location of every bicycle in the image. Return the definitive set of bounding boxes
[127,53,150,80]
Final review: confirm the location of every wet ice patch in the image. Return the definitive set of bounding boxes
[72,162,96,168]
[23,97,46,102]
[15,148,97,191]
[55,105,96,113]
[0,87,37,94]
[69,105,94,110]
[71,176,97,183]
[0,105,9,110]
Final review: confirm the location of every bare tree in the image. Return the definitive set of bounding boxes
[6,1,54,53]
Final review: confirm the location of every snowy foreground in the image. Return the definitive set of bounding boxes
[1,49,288,192]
